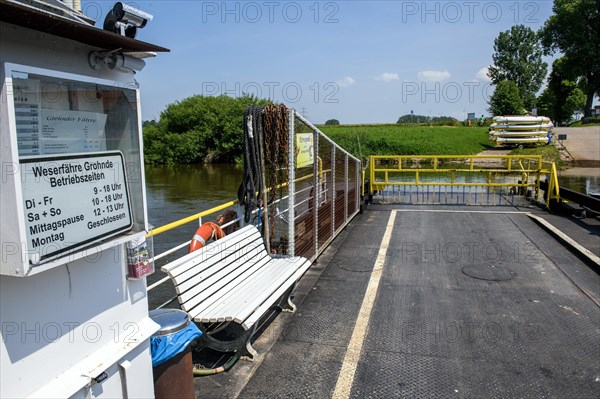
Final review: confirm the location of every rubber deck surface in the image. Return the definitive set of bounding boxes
[238,207,600,398]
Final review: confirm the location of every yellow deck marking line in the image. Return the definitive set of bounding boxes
[332,210,397,399]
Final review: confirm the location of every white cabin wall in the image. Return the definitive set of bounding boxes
[1,22,157,398]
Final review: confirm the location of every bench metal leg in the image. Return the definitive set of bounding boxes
[193,322,260,362]
[240,324,258,362]
[240,340,258,362]
[277,284,297,313]
[281,294,297,313]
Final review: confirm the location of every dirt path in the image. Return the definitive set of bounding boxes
[474,146,512,167]
[476,147,511,157]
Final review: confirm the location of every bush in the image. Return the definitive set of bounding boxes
[143,95,269,164]
[396,114,458,126]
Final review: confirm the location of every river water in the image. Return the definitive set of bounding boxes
[144,164,598,308]
[555,167,600,196]
[145,164,242,308]
[145,164,242,231]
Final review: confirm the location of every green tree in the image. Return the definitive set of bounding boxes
[540,0,600,118]
[488,25,548,109]
[397,114,425,124]
[536,87,555,120]
[536,56,587,124]
[325,119,340,125]
[142,119,158,128]
[488,80,525,116]
[564,87,587,120]
[396,114,457,125]
[143,94,269,164]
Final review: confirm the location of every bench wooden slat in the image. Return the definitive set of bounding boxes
[182,254,269,318]
[202,256,310,324]
[160,225,250,274]
[195,256,291,321]
[175,239,264,296]
[173,229,263,286]
[241,258,312,329]
[179,248,269,308]
[162,225,260,277]
[224,258,310,323]
[200,260,295,323]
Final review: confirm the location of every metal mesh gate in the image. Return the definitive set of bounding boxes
[288,112,361,261]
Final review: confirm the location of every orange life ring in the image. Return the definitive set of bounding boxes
[189,222,225,253]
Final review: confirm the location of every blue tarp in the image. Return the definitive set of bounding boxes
[150,322,202,367]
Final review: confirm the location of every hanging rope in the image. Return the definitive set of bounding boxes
[238,104,289,246]
[238,107,264,223]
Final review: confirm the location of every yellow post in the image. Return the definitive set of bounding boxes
[536,170,541,202]
[551,163,560,200]
[370,156,375,189]
[361,169,366,197]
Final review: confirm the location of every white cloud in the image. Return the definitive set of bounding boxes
[335,76,356,87]
[375,72,400,82]
[475,67,491,82]
[417,70,451,81]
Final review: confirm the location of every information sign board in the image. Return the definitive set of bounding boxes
[20,151,132,263]
[295,133,314,168]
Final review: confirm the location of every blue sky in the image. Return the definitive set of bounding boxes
[81,1,556,124]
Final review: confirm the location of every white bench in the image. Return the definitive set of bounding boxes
[161,225,311,360]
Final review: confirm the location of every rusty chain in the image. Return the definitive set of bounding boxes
[263,104,289,244]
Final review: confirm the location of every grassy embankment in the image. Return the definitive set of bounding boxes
[319,123,564,167]
[509,144,565,168]
[568,119,600,127]
[318,124,493,162]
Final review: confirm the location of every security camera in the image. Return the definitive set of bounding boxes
[103,2,153,39]
[88,50,146,72]
[111,53,146,72]
[113,2,153,28]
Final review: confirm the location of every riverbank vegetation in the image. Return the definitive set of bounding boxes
[143,96,495,164]
[318,124,493,162]
[396,114,460,126]
[143,94,568,167]
[143,95,268,164]
[509,144,564,168]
